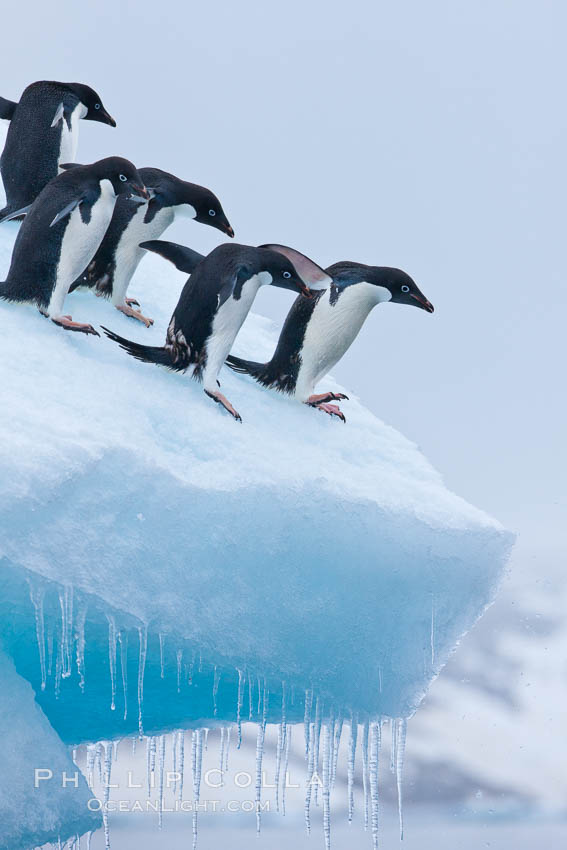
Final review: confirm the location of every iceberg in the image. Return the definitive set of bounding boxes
[0,221,513,847]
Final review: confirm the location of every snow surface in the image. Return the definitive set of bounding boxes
[0,220,513,847]
[0,648,100,850]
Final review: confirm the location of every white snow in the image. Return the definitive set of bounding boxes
[0,647,100,850]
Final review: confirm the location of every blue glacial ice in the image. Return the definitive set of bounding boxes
[0,222,513,848]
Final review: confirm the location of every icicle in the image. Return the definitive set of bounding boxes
[236,668,244,748]
[159,633,165,679]
[172,732,178,796]
[198,651,203,673]
[29,584,47,691]
[303,688,313,759]
[304,696,320,833]
[191,729,203,850]
[390,719,397,774]
[369,721,381,850]
[146,737,153,798]
[96,742,104,783]
[132,736,137,756]
[282,724,292,816]
[137,625,147,738]
[395,718,407,841]
[322,722,332,850]
[107,616,117,711]
[102,742,113,850]
[313,697,322,806]
[254,680,267,834]
[54,628,63,699]
[378,665,383,693]
[361,719,370,830]
[74,600,87,693]
[47,624,54,679]
[347,714,358,823]
[248,669,254,719]
[178,731,185,801]
[86,832,92,850]
[274,681,287,812]
[86,743,96,789]
[212,666,220,716]
[331,713,343,789]
[118,630,128,721]
[257,675,262,715]
[204,728,209,751]
[59,586,73,679]
[225,727,231,772]
[158,735,166,829]
[219,727,226,785]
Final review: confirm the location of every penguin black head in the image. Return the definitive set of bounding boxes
[139,168,235,238]
[328,262,434,313]
[63,82,116,127]
[62,157,150,201]
[259,244,333,297]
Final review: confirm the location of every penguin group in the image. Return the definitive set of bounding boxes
[0,79,434,422]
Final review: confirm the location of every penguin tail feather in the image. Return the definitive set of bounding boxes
[225,354,271,383]
[101,326,176,368]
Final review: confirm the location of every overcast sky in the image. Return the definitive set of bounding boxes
[1,0,565,563]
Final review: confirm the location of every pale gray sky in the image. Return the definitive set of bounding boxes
[2,0,565,554]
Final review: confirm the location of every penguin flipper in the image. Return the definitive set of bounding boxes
[50,198,83,228]
[0,96,17,121]
[140,240,205,275]
[0,204,33,223]
[51,102,65,128]
[260,243,332,290]
[59,162,84,171]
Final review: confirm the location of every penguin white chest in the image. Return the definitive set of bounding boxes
[58,103,87,169]
[111,205,174,305]
[48,180,116,317]
[201,273,268,391]
[295,283,387,399]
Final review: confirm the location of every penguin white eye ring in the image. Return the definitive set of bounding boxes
[119,174,128,182]
[208,209,216,216]
[94,103,101,110]
[401,284,410,292]
[282,271,292,279]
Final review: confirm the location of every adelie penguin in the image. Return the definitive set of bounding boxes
[0,81,115,218]
[0,157,149,335]
[102,240,331,421]
[227,254,434,421]
[69,167,234,327]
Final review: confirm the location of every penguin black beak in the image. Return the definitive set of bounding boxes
[130,184,151,202]
[224,224,235,238]
[298,282,313,299]
[105,113,117,128]
[411,294,434,313]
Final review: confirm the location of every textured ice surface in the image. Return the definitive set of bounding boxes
[0,220,513,846]
[0,647,100,850]
[0,221,512,720]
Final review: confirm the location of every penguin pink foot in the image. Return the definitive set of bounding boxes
[125,297,140,307]
[51,315,100,336]
[306,391,349,405]
[116,302,154,328]
[309,401,346,422]
[204,389,242,422]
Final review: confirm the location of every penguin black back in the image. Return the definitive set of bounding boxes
[0,81,115,216]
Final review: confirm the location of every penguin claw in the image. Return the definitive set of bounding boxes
[306,391,349,405]
[125,297,141,308]
[204,389,242,422]
[308,401,346,422]
[116,303,154,328]
[51,316,100,337]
